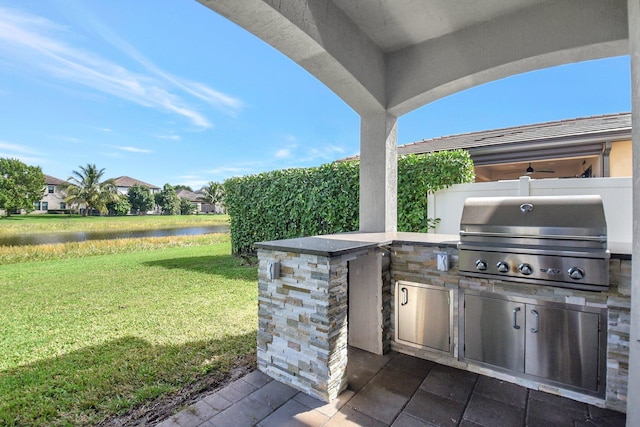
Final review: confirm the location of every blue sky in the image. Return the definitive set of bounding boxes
[0,1,631,190]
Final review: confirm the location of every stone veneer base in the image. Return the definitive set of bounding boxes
[257,242,630,411]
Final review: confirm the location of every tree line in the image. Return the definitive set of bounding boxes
[0,158,225,217]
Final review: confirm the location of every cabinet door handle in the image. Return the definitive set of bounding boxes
[513,307,521,329]
[531,309,539,333]
[400,287,408,306]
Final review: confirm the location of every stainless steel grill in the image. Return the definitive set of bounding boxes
[458,195,610,291]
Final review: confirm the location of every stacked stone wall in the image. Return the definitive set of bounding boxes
[257,247,368,402]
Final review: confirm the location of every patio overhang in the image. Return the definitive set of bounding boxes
[197,0,638,422]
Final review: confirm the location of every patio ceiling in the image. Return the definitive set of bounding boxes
[198,0,628,116]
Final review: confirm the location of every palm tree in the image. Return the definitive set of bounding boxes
[60,164,119,216]
[202,181,225,213]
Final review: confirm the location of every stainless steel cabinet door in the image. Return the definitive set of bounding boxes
[525,305,600,391]
[464,294,525,372]
[397,283,450,352]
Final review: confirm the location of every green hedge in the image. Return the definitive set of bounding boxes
[225,150,474,255]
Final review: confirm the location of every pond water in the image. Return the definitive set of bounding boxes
[0,225,230,246]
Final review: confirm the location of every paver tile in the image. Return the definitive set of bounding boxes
[294,389,355,417]
[171,401,213,427]
[529,389,588,414]
[242,370,273,388]
[323,405,388,427]
[216,378,258,403]
[403,389,465,427]
[391,413,433,426]
[347,349,393,393]
[257,399,329,427]
[387,352,434,377]
[247,379,299,409]
[207,396,274,427]
[372,362,428,397]
[462,393,525,427]
[473,375,528,409]
[527,393,589,427]
[419,364,477,404]
[201,393,233,412]
[346,379,410,424]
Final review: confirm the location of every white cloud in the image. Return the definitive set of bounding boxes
[174,175,208,190]
[205,166,249,176]
[0,152,46,164]
[299,144,347,162]
[84,16,245,116]
[155,134,181,141]
[275,148,291,158]
[0,141,41,154]
[113,145,152,153]
[56,136,82,143]
[0,7,243,129]
[0,141,46,164]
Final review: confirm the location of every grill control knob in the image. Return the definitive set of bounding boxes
[475,260,488,271]
[497,261,510,273]
[518,263,533,275]
[568,267,585,280]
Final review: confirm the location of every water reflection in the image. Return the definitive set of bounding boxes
[0,225,230,246]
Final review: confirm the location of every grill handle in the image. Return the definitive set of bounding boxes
[531,309,540,333]
[513,307,521,330]
[459,231,607,242]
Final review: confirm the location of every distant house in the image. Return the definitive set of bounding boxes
[340,113,632,182]
[113,176,161,195]
[33,175,69,213]
[176,189,217,213]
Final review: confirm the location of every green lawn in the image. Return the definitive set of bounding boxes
[0,213,229,234]
[0,238,257,426]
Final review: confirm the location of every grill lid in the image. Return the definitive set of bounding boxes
[459,195,607,246]
[458,195,609,291]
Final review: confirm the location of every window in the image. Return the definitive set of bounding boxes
[48,185,54,194]
[42,202,48,211]
[60,202,66,209]
[33,202,41,210]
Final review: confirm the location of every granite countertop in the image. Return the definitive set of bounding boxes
[255,232,459,257]
[256,232,633,258]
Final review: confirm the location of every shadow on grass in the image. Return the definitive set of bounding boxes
[143,254,257,281]
[0,332,257,427]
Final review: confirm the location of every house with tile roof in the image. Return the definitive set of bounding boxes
[113,176,161,195]
[176,189,218,213]
[404,113,632,182]
[32,174,69,213]
[340,113,632,182]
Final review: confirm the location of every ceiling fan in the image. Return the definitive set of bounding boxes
[524,162,555,175]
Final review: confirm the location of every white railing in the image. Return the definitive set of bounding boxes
[427,176,632,245]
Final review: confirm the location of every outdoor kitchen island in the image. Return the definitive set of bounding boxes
[255,232,630,413]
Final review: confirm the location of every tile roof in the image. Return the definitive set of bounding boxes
[398,112,631,156]
[113,176,160,189]
[338,113,631,162]
[45,175,67,185]
[176,189,205,202]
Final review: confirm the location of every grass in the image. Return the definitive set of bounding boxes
[0,237,257,426]
[0,233,231,265]
[0,213,229,234]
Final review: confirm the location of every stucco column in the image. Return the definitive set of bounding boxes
[627,0,640,424]
[359,111,398,232]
